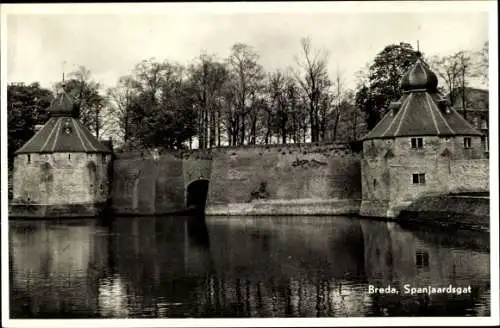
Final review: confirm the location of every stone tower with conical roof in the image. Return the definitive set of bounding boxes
[359,53,489,218]
[10,86,112,217]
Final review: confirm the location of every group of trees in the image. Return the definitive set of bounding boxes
[104,38,364,150]
[428,41,489,119]
[353,41,489,130]
[8,38,488,160]
[7,82,53,168]
[354,42,418,129]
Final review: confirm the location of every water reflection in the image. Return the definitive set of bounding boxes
[361,221,490,316]
[9,219,108,318]
[9,215,490,318]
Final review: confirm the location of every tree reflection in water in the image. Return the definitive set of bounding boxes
[9,215,490,318]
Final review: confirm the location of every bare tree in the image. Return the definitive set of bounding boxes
[473,41,489,87]
[431,50,475,119]
[227,43,265,146]
[293,37,332,142]
[188,53,228,149]
[106,75,137,144]
[430,54,461,105]
[330,69,346,141]
[456,50,474,119]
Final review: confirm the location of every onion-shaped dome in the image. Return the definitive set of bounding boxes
[15,83,111,154]
[47,86,76,117]
[400,52,438,92]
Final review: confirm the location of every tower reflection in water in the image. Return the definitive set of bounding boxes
[361,221,490,316]
[9,215,490,318]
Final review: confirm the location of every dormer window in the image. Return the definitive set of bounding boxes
[389,101,401,115]
[437,99,449,113]
[464,137,472,149]
[411,137,424,149]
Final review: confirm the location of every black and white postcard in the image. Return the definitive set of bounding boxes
[1,1,498,327]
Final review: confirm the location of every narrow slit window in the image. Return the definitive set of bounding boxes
[412,173,426,184]
[27,154,31,164]
[411,137,423,149]
[464,137,472,149]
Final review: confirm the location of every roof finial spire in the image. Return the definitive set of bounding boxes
[62,60,67,83]
[415,40,422,59]
[59,60,67,95]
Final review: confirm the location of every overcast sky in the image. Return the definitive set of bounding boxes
[4,2,492,91]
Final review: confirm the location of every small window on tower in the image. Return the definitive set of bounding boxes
[464,137,472,149]
[482,136,489,152]
[27,154,31,164]
[413,173,426,184]
[411,137,424,149]
[416,250,430,268]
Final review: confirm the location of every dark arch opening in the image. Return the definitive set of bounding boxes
[186,179,209,214]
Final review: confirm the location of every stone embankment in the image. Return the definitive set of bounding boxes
[398,193,490,232]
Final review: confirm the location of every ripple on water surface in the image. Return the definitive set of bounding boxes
[8,215,490,318]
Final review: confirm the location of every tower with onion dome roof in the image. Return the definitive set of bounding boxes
[10,85,112,217]
[359,52,489,218]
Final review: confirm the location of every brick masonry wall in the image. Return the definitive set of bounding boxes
[110,137,488,217]
[111,143,362,215]
[12,153,111,205]
[112,154,184,215]
[399,195,490,231]
[206,144,362,206]
[360,136,489,217]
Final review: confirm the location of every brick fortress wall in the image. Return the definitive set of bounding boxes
[110,142,362,216]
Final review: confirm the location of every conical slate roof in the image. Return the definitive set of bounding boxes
[15,88,111,154]
[362,54,482,140]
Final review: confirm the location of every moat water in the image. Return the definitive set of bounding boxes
[9,215,490,318]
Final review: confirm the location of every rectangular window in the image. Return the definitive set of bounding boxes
[412,173,426,184]
[416,250,430,268]
[411,137,423,149]
[485,136,489,152]
[464,137,472,149]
